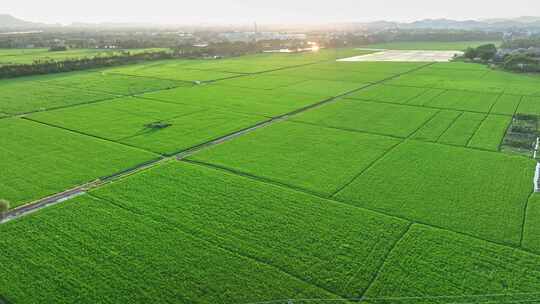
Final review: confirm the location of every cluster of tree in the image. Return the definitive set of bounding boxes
[48,45,67,52]
[0,41,269,78]
[501,37,540,49]
[463,44,498,61]
[460,43,540,72]
[502,53,540,72]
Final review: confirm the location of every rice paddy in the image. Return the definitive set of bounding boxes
[1,45,540,303]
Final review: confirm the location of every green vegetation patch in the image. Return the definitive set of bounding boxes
[336,140,535,245]
[217,74,307,90]
[517,96,540,116]
[265,65,395,84]
[0,118,157,207]
[346,84,427,104]
[29,97,264,155]
[437,112,486,146]
[411,110,461,142]
[39,71,186,95]
[315,61,424,74]
[468,115,511,151]
[90,161,410,298]
[0,77,115,114]
[0,195,337,303]
[111,60,241,81]
[142,83,328,117]
[365,225,540,302]
[293,100,437,138]
[523,194,540,253]
[275,79,366,97]
[490,94,522,115]
[190,121,401,196]
[426,90,500,113]
[405,88,446,106]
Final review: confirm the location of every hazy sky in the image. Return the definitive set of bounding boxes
[4,0,540,25]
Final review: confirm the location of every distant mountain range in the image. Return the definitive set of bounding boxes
[0,14,50,29]
[1,14,540,31]
[335,17,540,31]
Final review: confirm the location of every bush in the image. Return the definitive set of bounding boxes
[0,199,10,219]
[145,122,172,130]
[464,47,478,60]
[49,46,68,52]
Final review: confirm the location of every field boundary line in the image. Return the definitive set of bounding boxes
[519,191,535,247]
[343,95,508,117]
[184,159,539,256]
[357,223,414,300]
[102,70,208,84]
[381,82,530,98]
[330,140,405,198]
[183,158,329,197]
[487,91,506,115]
[498,112,517,152]
[0,157,170,224]
[288,119,405,140]
[134,94,275,119]
[241,292,540,304]
[37,76,194,98]
[4,94,127,119]
[407,109,443,139]
[513,95,526,116]
[435,111,464,142]
[464,113,489,148]
[22,117,160,155]
[87,192,347,300]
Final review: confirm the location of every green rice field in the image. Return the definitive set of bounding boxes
[1,45,540,303]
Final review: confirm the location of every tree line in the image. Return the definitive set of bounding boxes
[0,42,266,79]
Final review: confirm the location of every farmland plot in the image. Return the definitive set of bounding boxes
[28,97,264,155]
[0,195,337,303]
[346,84,428,104]
[110,60,241,81]
[142,83,329,117]
[0,78,115,114]
[293,99,437,138]
[365,225,540,302]
[468,115,511,151]
[388,71,505,94]
[90,161,410,298]
[39,71,186,95]
[482,71,540,96]
[517,96,540,116]
[217,74,307,90]
[411,110,462,142]
[264,65,395,83]
[335,140,535,245]
[490,94,522,115]
[437,112,486,146]
[274,79,365,97]
[190,121,401,196]
[0,118,157,207]
[426,90,500,113]
[405,88,446,106]
[315,61,425,74]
